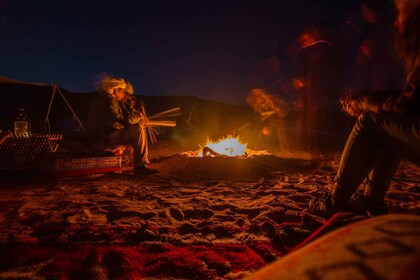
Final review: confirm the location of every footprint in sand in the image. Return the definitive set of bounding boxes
[266,210,301,223]
[254,190,269,197]
[213,225,234,238]
[287,195,311,203]
[210,204,236,212]
[183,209,214,220]
[178,222,199,235]
[66,208,107,224]
[231,208,262,219]
[101,206,156,222]
[169,208,184,221]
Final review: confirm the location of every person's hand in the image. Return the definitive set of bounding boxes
[340,95,364,117]
[128,113,141,124]
[138,112,146,123]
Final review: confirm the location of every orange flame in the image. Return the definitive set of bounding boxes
[199,136,247,157]
[186,136,271,158]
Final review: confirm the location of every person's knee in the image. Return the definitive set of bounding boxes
[357,112,373,125]
[355,112,378,133]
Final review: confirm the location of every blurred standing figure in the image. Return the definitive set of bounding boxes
[349,0,405,94]
[292,27,341,111]
[309,0,420,218]
[289,26,342,151]
[86,76,155,173]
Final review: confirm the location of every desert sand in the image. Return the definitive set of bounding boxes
[0,140,419,279]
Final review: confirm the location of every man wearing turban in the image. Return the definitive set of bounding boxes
[86,76,155,173]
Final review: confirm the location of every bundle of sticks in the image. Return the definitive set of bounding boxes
[137,101,181,145]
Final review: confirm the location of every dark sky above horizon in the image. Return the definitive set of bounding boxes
[1,0,361,105]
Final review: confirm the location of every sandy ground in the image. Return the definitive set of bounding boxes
[0,140,419,279]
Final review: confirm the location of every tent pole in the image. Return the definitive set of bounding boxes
[44,84,57,133]
[55,86,86,131]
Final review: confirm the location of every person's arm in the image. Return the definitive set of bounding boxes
[121,102,142,124]
[107,98,129,129]
[340,90,402,117]
[340,95,378,117]
[127,111,142,124]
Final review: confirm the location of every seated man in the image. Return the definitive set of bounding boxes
[121,81,150,165]
[86,76,155,173]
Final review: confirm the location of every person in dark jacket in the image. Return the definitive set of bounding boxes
[86,76,155,173]
[122,81,150,165]
[309,0,420,218]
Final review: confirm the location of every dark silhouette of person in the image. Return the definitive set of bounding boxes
[309,0,420,218]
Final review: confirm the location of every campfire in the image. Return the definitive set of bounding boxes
[200,136,247,157]
[184,136,270,158]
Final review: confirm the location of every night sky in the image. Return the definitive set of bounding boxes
[1,0,360,105]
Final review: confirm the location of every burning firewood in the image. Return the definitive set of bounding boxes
[203,146,224,157]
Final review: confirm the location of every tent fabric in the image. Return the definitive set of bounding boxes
[0,76,49,86]
[0,75,85,131]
